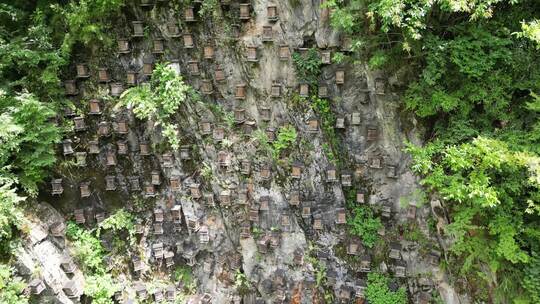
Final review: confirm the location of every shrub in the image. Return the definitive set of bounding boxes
[347,205,382,248]
[0,181,25,256]
[365,272,408,304]
[272,125,297,159]
[84,274,117,304]
[66,222,106,274]
[120,63,190,150]
[292,48,322,85]
[0,265,28,304]
[0,92,61,195]
[66,222,118,303]
[97,209,135,242]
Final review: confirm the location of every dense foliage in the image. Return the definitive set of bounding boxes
[347,205,382,248]
[365,272,408,304]
[406,138,540,300]
[66,222,118,303]
[324,0,540,301]
[0,182,25,256]
[0,92,61,195]
[292,48,322,86]
[0,265,28,304]
[0,0,126,299]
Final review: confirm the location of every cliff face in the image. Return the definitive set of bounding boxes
[17,0,462,303]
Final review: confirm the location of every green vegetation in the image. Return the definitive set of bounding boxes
[55,0,126,54]
[517,20,540,47]
[347,205,382,248]
[84,274,117,304]
[0,182,26,257]
[234,269,250,296]
[0,92,61,195]
[253,130,273,157]
[0,0,128,295]
[323,0,540,301]
[66,222,107,273]
[66,222,117,303]
[0,265,27,304]
[331,52,346,64]
[198,0,220,19]
[97,209,136,247]
[305,243,334,303]
[407,137,540,300]
[251,226,263,239]
[292,48,322,85]
[120,63,191,150]
[310,97,341,165]
[523,251,540,303]
[272,125,297,159]
[173,265,193,287]
[365,272,407,304]
[291,92,343,167]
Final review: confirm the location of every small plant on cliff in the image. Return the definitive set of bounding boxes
[119,63,190,150]
[253,130,273,157]
[173,265,193,289]
[272,125,297,159]
[310,96,341,165]
[347,205,382,248]
[234,269,250,296]
[66,222,106,274]
[97,209,135,245]
[292,47,322,86]
[365,272,408,304]
[198,0,220,18]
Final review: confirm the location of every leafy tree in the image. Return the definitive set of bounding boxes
[406,137,540,300]
[0,181,25,256]
[517,20,540,47]
[0,4,66,100]
[53,0,126,55]
[0,92,61,195]
[323,0,540,301]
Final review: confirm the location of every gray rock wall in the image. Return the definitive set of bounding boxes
[18,1,464,303]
